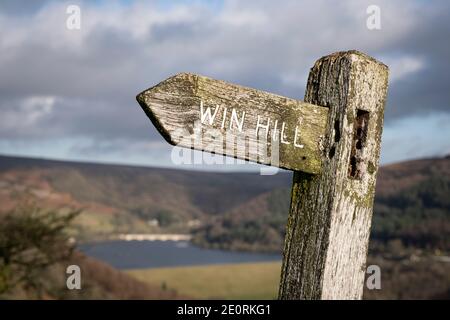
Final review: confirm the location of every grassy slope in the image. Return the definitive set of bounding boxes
[126,257,450,300]
[127,262,281,300]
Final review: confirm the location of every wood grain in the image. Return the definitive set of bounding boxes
[137,73,328,174]
[278,50,389,299]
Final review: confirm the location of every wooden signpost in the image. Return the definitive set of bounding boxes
[136,50,389,299]
[136,73,328,174]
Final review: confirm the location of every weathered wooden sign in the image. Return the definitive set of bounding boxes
[136,73,328,174]
[136,50,389,300]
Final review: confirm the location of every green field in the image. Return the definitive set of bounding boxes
[126,262,282,299]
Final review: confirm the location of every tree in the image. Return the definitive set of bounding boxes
[0,205,80,298]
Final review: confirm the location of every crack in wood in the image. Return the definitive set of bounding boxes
[349,109,370,179]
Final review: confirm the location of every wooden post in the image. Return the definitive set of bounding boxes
[136,50,389,300]
[278,51,389,299]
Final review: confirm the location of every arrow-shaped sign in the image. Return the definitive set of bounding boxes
[136,51,389,300]
[137,73,328,174]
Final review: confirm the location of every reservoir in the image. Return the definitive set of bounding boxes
[79,240,281,270]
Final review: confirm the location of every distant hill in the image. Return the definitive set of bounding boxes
[0,155,291,239]
[0,154,448,252]
[372,156,450,251]
[0,154,449,299]
[193,156,450,253]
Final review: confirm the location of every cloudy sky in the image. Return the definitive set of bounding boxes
[0,0,449,170]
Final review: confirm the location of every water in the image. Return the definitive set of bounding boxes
[79,240,281,270]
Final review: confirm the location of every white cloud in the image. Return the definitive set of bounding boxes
[22,96,55,123]
[382,55,425,82]
[1,96,56,130]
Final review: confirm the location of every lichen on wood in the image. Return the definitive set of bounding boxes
[136,73,328,174]
[278,50,389,300]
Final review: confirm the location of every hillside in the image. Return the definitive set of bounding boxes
[193,156,450,253]
[0,154,449,299]
[0,155,291,239]
[0,154,448,253]
[1,250,186,300]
